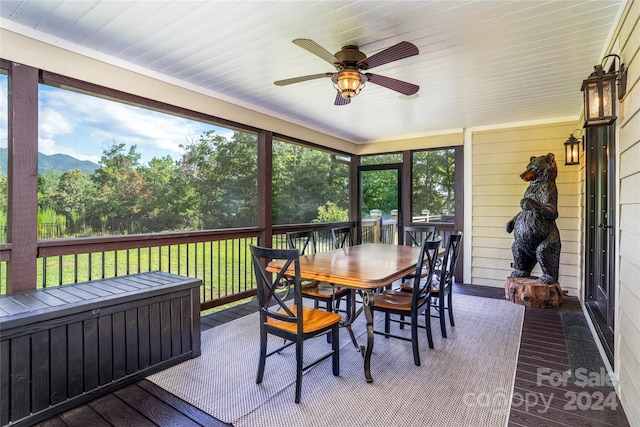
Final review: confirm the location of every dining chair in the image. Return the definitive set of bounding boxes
[371,238,441,366]
[401,225,437,284]
[404,225,437,246]
[431,231,463,338]
[286,230,351,318]
[331,226,353,249]
[398,231,463,338]
[249,244,341,403]
[330,225,361,347]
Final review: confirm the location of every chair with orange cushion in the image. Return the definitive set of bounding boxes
[371,239,440,366]
[401,225,437,284]
[249,244,340,403]
[404,225,437,246]
[286,230,352,318]
[331,226,353,249]
[430,232,463,338]
[399,231,463,338]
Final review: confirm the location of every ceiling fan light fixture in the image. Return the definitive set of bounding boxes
[332,69,366,99]
[276,39,419,105]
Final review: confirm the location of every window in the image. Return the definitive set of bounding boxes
[412,148,455,221]
[272,139,350,224]
[37,83,258,238]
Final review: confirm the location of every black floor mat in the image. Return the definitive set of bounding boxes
[561,312,614,389]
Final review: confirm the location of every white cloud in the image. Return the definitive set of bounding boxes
[3,80,234,163]
[39,107,74,139]
[38,85,221,163]
[38,137,57,155]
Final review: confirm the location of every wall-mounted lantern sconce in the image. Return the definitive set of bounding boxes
[581,54,627,127]
[564,129,583,166]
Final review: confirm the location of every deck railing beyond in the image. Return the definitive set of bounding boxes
[0,221,455,311]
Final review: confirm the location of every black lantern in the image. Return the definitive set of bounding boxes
[581,54,627,127]
[564,133,581,166]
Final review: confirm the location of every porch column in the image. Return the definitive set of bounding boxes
[350,154,359,243]
[257,130,273,247]
[7,62,38,292]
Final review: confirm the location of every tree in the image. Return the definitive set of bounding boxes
[179,130,258,229]
[272,141,349,224]
[314,201,348,223]
[50,169,95,224]
[209,131,259,228]
[0,173,7,214]
[37,169,62,212]
[412,149,455,217]
[142,155,204,230]
[88,143,149,221]
[361,169,398,215]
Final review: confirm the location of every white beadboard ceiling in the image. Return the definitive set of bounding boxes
[0,1,626,144]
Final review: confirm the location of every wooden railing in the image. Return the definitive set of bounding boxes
[0,223,350,310]
[33,228,262,311]
[361,219,455,247]
[0,220,456,310]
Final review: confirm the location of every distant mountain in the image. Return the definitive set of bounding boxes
[0,148,100,175]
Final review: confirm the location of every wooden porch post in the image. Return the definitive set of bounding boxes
[6,62,38,293]
[402,150,412,242]
[350,154,359,244]
[454,145,464,283]
[257,130,273,247]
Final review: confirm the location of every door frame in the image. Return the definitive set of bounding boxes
[584,124,616,365]
[356,163,403,245]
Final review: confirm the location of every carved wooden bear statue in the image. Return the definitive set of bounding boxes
[506,153,561,284]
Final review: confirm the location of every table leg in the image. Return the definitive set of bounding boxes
[339,289,361,349]
[361,289,375,383]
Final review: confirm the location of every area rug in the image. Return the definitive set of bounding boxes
[148,294,524,427]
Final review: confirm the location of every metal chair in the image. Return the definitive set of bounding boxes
[399,231,463,338]
[331,226,353,249]
[404,225,437,246]
[286,230,352,318]
[249,244,340,403]
[401,225,437,284]
[371,239,441,366]
[431,231,463,338]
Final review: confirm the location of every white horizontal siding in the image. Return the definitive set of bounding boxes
[615,1,640,425]
[471,122,581,295]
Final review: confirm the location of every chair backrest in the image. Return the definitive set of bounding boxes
[404,225,437,246]
[286,230,317,255]
[410,239,441,306]
[437,231,463,287]
[331,226,353,249]
[250,244,303,329]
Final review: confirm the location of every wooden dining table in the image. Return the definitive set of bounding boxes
[268,243,422,383]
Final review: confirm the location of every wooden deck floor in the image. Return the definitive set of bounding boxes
[35,284,630,427]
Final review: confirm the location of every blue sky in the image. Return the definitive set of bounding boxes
[0,73,233,165]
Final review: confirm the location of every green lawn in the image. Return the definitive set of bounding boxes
[1,238,259,307]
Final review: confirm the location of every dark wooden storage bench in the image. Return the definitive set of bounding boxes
[0,271,202,427]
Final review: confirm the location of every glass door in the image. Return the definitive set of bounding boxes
[358,164,402,244]
[585,125,616,363]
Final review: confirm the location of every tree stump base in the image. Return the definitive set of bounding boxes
[504,277,563,308]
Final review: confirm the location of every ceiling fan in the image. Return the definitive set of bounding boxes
[274,39,420,105]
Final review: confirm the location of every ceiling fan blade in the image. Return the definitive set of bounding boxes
[293,39,342,66]
[358,41,419,70]
[334,92,351,106]
[274,73,333,86]
[366,73,419,95]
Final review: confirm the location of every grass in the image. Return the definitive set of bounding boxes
[1,238,259,307]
